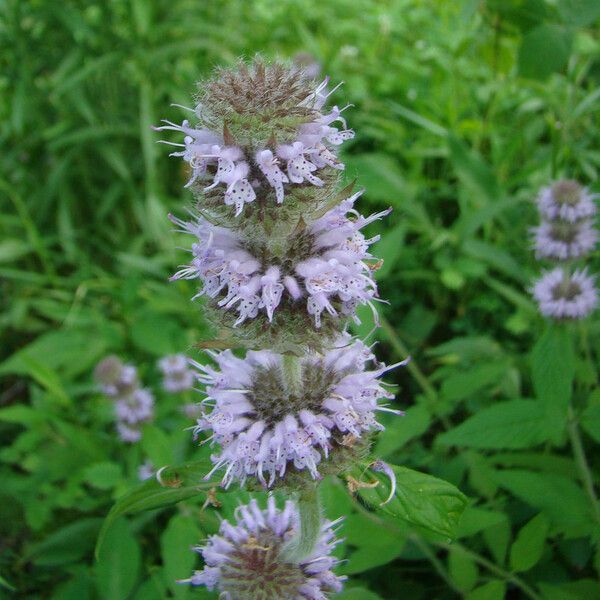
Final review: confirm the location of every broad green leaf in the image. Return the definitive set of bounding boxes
[141,425,175,466]
[161,514,201,598]
[509,513,549,572]
[437,400,551,449]
[353,464,468,539]
[465,580,506,600]
[581,404,600,443]
[457,507,507,538]
[449,548,479,592]
[95,518,141,600]
[492,470,590,536]
[343,153,408,203]
[518,24,572,79]
[440,363,508,403]
[83,462,123,490]
[530,325,574,439]
[130,310,186,356]
[95,459,217,558]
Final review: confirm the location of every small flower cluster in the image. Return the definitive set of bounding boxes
[94,356,154,443]
[155,79,353,215]
[181,497,344,599]
[531,180,598,319]
[158,353,195,392]
[169,192,388,328]
[191,335,405,488]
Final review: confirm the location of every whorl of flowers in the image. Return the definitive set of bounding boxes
[531,179,598,320]
[94,356,154,443]
[169,192,389,329]
[155,63,353,216]
[181,497,344,599]
[536,180,597,223]
[190,335,405,488]
[533,268,598,320]
[158,353,195,392]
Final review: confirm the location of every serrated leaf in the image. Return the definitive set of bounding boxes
[509,513,549,572]
[353,464,468,539]
[437,400,551,449]
[440,363,508,403]
[95,459,217,559]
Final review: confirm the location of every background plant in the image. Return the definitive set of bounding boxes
[1,1,600,599]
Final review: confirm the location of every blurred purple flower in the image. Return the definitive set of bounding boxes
[536,180,597,223]
[532,219,597,260]
[158,353,195,393]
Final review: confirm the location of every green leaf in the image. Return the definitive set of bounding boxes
[95,518,141,600]
[130,310,185,356]
[530,325,575,439]
[440,363,508,403]
[509,513,549,572]
[353,463,468,539]
[492,470,591,536]
[161,514,201,598]
[83,462,123,490]
[343,153,408,203]
[375,404,431,457]
[556,0,600,27]
[437,400,552,449]
[457,506,507,538]
[465,580,506,600]
[95,459,217,559]
[518,24,572,80]
[581,404,600,443]
[448,135,501,202]
[25,518,102,567]
[449,548,479,592]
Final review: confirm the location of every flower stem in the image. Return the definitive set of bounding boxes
[282,486,322,563]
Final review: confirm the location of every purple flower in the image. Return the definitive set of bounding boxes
[156,78,354,211]
[138,460,155,481]
[532,219,597,260]
[537,180,597,223]
[158,354,195,393]
[169,191,389,328]
[190,335,406,488]
[532,267,598,320]
[94,356,138,397]
[180,497,345,599]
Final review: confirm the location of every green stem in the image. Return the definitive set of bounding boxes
[282,486,321,563]
[567,405,600,531]
[282,353,303,396]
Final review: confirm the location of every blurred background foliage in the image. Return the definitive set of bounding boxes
[1,0,600,598]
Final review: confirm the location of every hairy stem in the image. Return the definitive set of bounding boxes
[282,486,322,563]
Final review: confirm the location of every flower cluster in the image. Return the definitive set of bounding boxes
[158,60,404,598]
[181,497,344,600]
[158,353,195,392]
[531,180,598,319]
[155,79,353,215]
[191,335,405,488]
[94,356,154,443]
[169,191,389,328]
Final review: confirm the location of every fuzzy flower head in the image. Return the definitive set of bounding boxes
[94,356,138,398]
[532,219,597,260]
[537,180,597,223]
[182,497,344,599]
[169,191,389,330]
[155,60,354,214]
[532,267,598,320]
[191,335,406,488]
[158,353,195,392]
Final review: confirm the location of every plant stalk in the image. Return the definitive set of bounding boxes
[281,486,322,563]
